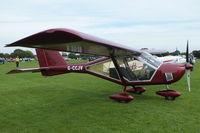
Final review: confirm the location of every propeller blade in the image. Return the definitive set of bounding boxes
[186,69,191,91]
[185,40,191,91]
[186,40,189,63]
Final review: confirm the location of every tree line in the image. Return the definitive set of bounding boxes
[192,50,200,59]
[0,49,35,58]
[166,50,200,59]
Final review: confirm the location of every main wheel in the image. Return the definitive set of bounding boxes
[109,94,134,103]
[165,96,175,100]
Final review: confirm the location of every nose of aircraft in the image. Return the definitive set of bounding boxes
[171,64,186,83]
[159,63,187,84]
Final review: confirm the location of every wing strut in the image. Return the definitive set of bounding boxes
[110,54,126,85]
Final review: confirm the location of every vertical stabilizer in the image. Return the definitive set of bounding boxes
[36,49,67,76]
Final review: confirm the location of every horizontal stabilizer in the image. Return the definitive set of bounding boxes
[7,67,48,74]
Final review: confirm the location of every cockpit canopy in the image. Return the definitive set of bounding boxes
[87,52,161,82]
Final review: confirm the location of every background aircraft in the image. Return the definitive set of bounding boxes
[144,44,196,65]
[6,28,193,103]
[156,54,195,64]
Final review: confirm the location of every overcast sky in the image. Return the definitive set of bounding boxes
[0,0,200,54]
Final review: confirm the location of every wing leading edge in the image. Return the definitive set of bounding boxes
[6,28,141,57]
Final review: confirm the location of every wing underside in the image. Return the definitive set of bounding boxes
[6,28,141,57]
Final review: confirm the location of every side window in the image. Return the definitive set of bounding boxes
[86,59,121,81]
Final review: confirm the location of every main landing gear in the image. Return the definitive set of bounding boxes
[156,90,181,100]
[156,85,181,100]
[127,86,146,94]
[109,86,146,103]
[109,87,134,103]
[109,86,181,102]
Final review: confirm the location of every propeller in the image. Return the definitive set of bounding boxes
[185,40,192,91]
[186,69,191,91]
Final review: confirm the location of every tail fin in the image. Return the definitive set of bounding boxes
[36,49,67,76]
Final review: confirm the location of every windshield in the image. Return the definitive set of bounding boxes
[137,52,161,68]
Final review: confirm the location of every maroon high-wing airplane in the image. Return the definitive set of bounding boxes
[6,28,193,102]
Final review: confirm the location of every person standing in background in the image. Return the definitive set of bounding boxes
[15,56,20,67]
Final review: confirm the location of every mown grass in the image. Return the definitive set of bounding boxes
[0,60,199,133]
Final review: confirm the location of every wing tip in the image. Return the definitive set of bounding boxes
[7,69,21,74]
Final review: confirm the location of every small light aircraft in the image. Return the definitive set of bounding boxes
[156,54,195,64]
[5,28,193,102]
[144,45,196,64]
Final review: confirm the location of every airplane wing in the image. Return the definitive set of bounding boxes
[6,28,141,56]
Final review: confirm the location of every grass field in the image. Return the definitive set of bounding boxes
[0,60,200,133]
